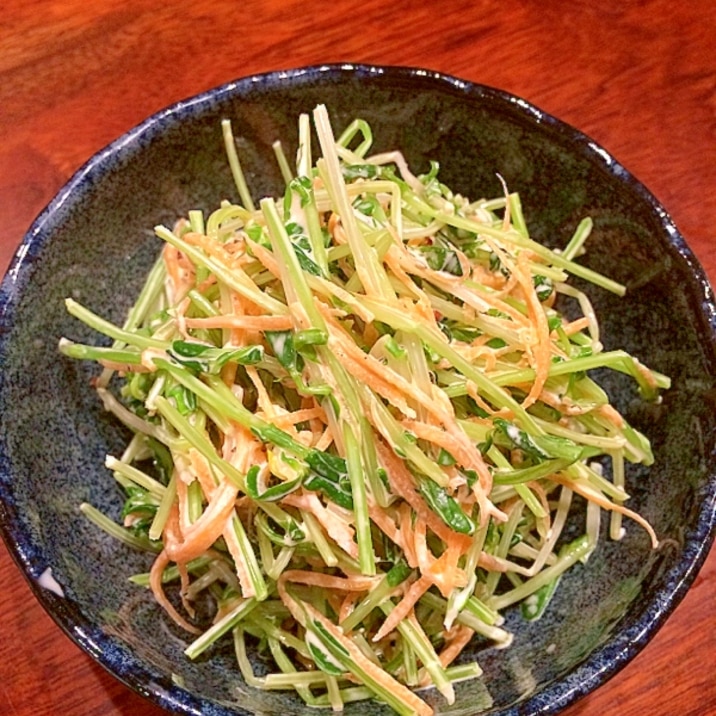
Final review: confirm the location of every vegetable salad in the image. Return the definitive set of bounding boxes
[61,105,668,715]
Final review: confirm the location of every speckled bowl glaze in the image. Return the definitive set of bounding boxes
[1,65,715,716]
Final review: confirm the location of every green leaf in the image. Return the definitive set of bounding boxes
[437,448,456,466]
[255,511,306,546]
[167,383,198,415]
[285,221,323,277]
[493,418,551,462]
[386,560,413,588]
[246,223,271,248]
[305,449,349,483]
[341,164,380,181]
[266,331,300,372]
[245,464,303,502]
[309,619,351,659]
[306,635,346,677]
[304,473,353,510]
[169,341,264,374]
[493,417,583,464]
[533,274,553,301]
[120,486,159,521]
[419,479,475,535]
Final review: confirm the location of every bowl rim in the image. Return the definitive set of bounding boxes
[1,62,715,716]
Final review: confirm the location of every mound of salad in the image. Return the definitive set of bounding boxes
[60,105,668,715]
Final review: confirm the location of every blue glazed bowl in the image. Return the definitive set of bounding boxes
[1,65,715,716]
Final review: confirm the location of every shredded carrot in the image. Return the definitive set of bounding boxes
[165,479,239,564]
[373,574,431,642]
[245,365,277,420]
[183,314,294,331]
[398,502,419,568]
[377,441,472,550]
[597,403,626,429]
[437,624,475,668]
[367,498,403,549]
[280,569,378,592]
[560,316,591,336]
[313,425,335,452]
[552,474,659,549]
[163,243,195,303]
[184,231,245,270]
[188,448,217,499]
[512,250,551,409]
[425,542,467,597]
[149,550,201,634]
[271,406,328,430]
[244,237,281,277]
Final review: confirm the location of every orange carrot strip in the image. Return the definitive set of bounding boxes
[220,358,238,388]
[326,332,417,419]
[552,474,659,548]
[313,425,335,452]
[161,499,182,545]
[512,250,551,409]
[184,231,244,269]
[149,550,201,634]
[437,625,475,669]
[373,574,432,642]
[162,244,193,304]
[470,261,509,291]
[425,542,467,597]
[188,448,217,499]
[399,416,502,529]
[339,591,360,625]
[560,316,591,336]
[183,314,294,331]
[398,503,419,569]
[366,498,403,548]
[400,418,492,485]
[245,365,277,419]
[280,569,378,592]
[382,246,425,298]
[596,403,626,429]
[165,479,239,564]
[413,516,436,572]
[376,441,472,550]
[271,406,328,430]
[244,237,281,278]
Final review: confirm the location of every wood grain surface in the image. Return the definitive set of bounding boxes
[1,1,714,714]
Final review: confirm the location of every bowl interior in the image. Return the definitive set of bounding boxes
[1,65,715,716]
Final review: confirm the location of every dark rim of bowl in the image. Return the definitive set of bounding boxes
[1,63,715,716]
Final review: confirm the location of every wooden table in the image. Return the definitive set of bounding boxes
[1,1,714,714]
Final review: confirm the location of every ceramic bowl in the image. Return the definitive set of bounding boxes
[1,65,715,716]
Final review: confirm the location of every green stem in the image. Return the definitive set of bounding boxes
[185,597,258,659]
[80,503,160,552]
[343,423,375,575]
[64,299,166,349]
[221,119,255,211]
